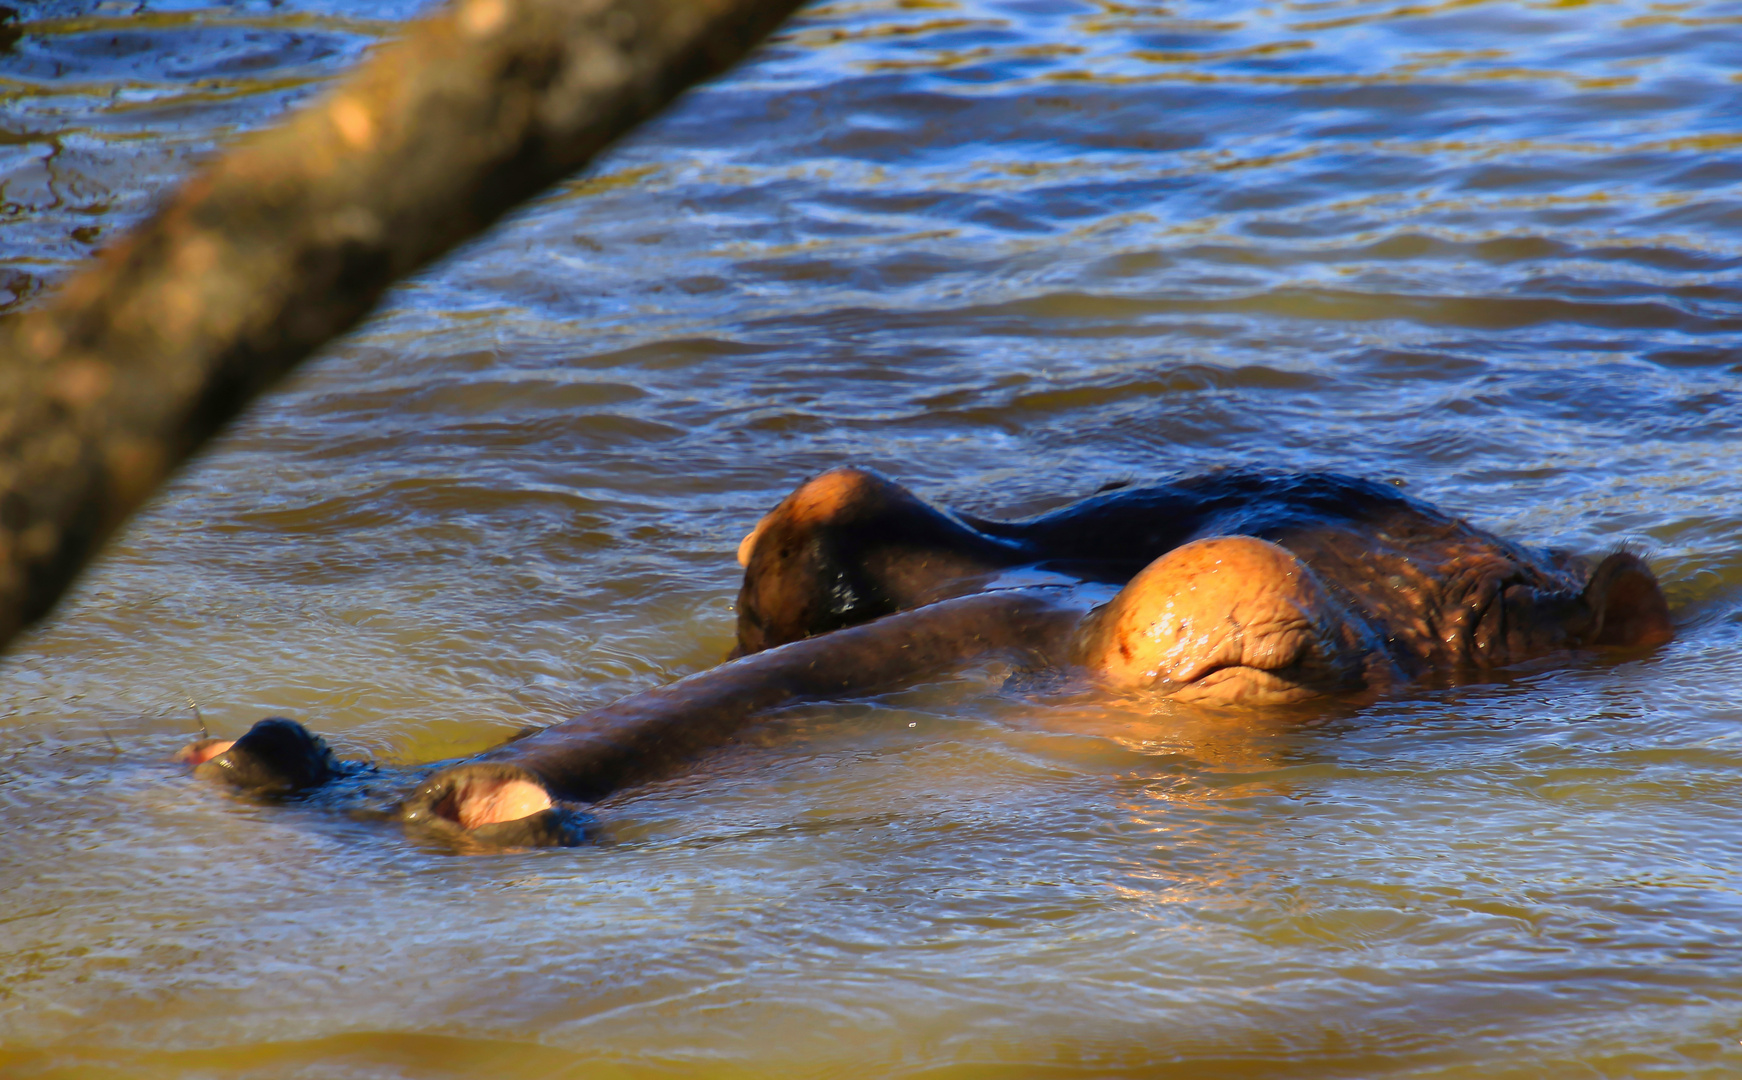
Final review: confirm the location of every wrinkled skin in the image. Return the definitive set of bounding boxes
[736,467,1672,703]
[184,467,1673,845]
[1070,536,1393,705]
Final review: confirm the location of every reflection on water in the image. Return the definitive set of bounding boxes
[4,0,1742,1076]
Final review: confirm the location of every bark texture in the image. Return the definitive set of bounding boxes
[0,0,806,649]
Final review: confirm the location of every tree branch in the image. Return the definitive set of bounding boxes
[0,0,807,649]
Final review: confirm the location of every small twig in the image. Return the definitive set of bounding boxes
[95,716,121,758]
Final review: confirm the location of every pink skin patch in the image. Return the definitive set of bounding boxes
[174,738,236,766]
[433,775,554,829]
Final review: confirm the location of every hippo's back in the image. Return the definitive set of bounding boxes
[980,469,1589,673]
[977,470,1458,567]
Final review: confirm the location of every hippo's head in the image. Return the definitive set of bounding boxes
[190,716,340,794]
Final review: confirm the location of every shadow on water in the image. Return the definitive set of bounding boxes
[3,0,1742,1076]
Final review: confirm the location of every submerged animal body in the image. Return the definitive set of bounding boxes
[185,468,1672,846]
[735,467,1671,701]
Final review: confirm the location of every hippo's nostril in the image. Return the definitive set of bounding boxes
[431,791,462,825]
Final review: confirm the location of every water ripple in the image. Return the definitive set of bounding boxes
[4,0,1742,1076]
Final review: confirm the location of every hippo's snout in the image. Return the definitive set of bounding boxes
[193,717,338,794]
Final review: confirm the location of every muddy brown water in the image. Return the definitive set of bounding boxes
[3,0,1742,1076]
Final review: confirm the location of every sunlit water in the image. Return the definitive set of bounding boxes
[3,0,1742,1076]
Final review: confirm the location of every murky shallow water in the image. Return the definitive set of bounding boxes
[3,0,1742,1075]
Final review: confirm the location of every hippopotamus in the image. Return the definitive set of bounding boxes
[179,468,1672,848]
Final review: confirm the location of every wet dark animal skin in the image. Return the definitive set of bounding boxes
[192,716,339,794]
[435,589,1082,802]
[735,467,1671,677]
[203,591,1084,849]
[188,468,1672,848]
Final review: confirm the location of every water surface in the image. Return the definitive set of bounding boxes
[2,0,1741,1076]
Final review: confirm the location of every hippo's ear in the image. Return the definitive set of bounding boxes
[1581,552,1672,648]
